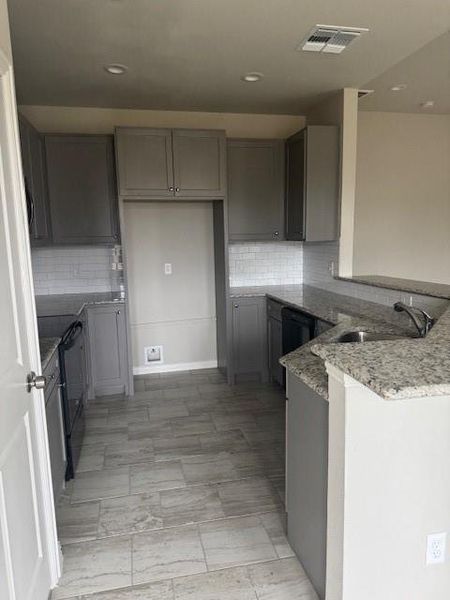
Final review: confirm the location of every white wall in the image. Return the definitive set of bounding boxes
[353,111,450,284]
[327,366,450,600]
[123,202,217,373]
[18,105,305,138]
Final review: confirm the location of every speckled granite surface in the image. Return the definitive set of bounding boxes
[280,316,411,400]
[312,304,450,400]
[335,275,450,300]
[39,337,60,370]
[230,284,449,401]
[35,292,124,317]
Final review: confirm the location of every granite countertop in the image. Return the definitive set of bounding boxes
[312,304,450,400]
[335,274,450,300]
[230,284,449,401]
[35,291,124,318]
[39,337,60,371]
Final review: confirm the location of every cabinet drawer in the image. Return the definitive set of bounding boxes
[267,298,284,322]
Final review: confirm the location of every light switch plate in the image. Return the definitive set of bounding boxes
[164,263,172,275]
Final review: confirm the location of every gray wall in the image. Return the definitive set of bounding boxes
[353,111,450,284]
[123,202,217,373]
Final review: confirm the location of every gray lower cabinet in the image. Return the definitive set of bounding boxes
[286,372,328,600]
[115,127,226,199]
[45,135,119,244]
[286,126,339,242]
[231,296,268,384]
[86,303,128,397]
[18,114,51,245]
[267,299,284,386]
[43,353,66,503]
[227,139,284,241]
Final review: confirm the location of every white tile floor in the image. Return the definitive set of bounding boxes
[52,369,318,599]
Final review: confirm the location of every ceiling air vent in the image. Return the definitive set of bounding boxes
[299,25,369,54]
[358,89,374,99]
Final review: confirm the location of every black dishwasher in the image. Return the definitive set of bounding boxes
[282,307,316,354]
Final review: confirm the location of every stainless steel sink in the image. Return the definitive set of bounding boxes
[335,330,402,343]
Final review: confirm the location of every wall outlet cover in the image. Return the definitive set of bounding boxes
[144,345,164,364]
[164,263,172,275]
[426,532,446,565]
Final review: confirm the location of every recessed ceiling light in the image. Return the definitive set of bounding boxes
[104,63,128,75]
[421,100,435,109]
[390,84,407,91]
[241,72,264,82]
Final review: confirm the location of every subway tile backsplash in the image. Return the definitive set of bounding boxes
[302,242,446,314]
[32,246,122,295]
[229,241,303,287]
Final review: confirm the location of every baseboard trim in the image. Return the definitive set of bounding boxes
[133,360,218,375]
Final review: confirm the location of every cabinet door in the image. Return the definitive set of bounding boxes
[268,316,284,386]
[173,129,226,198]
[87,304,127,396]
[285,130,306,241]
[115,127,174,198]
[18,115,51,245]
[231,297,268,383]
[45,382,66,502]
[227,139,284,241]
[28,127,51,244]
[45,135,119,244]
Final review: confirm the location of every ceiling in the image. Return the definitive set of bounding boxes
[7,0,450,114]
[360,31,450,114]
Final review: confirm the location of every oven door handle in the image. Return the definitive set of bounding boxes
[61,320,83,349]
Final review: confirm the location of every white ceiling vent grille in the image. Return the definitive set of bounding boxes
[299,25,369,54]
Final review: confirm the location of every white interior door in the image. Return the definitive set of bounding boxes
[0,46,60,600]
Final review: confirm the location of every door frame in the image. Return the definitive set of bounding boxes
[0,47,61,587]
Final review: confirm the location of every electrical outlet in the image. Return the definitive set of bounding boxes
[164,263,172,275]
[426,532,446,565]
[111,262,117,270]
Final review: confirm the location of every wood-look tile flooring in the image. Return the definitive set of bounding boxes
[52,369,318,600]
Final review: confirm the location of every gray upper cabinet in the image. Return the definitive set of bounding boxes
[172,129,226,198]
[286,126,339,242]
[86,303,128,397]
[227,139,284,241]
[115,127,226,199]
[18,115,51,246]
[231,296,268,384]
[45,135,119,245]
[115,128,174,198]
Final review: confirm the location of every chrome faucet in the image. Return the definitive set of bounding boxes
[393,302,435,338]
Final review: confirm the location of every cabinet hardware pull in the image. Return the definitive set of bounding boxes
[169,186,174,191]
[273,231,279,236]
[175,187,180,192]
[117,310,121,315]
[234,304,239,308]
